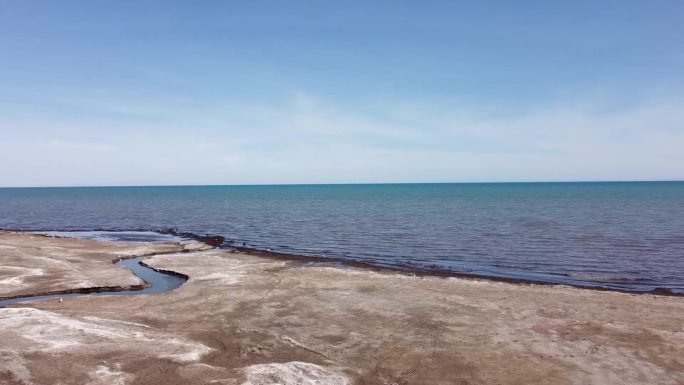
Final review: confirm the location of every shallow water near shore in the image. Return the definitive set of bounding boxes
[1,182,683,293]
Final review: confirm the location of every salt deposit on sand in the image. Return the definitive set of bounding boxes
[0,267,45,289]
[0,308,212,361]
[89,365,130,385]
[241,362,350,385]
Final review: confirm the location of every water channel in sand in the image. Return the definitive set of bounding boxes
[0,255,187,308]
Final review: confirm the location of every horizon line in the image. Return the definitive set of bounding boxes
[1,179,683,189]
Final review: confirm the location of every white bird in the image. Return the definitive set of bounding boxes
[59,297,63,303]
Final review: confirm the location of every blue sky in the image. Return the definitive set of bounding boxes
[1,1,683,186]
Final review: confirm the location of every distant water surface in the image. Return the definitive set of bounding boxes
[1,182,683,293]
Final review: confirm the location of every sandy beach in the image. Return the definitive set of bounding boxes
[1,231,683,385]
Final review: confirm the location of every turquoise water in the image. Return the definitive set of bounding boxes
[1,182,683,293]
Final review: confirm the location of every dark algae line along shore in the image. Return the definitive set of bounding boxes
[2,229,680,298]
[1,182,683,294]
[227,243,683,297]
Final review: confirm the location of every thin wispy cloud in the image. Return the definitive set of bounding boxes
[1,90,682,186]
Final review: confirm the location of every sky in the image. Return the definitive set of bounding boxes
[1,1,683,187]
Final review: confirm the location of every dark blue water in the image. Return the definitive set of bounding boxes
[1,182,683,293]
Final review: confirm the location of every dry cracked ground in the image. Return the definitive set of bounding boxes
[1,231,683,385]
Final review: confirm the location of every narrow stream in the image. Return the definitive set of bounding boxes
[0,256,187,308]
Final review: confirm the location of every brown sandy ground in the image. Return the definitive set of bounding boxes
[0,233,683,384]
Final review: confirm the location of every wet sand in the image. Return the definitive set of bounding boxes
[1,232,683,384]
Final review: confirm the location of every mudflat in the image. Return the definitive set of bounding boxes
[1,232,683,385]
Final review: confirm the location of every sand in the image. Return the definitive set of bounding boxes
[0,232,683,384]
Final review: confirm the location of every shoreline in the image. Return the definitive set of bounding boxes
[1,231,683,384]
[230,245,683,297]
[2,228,681,297]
